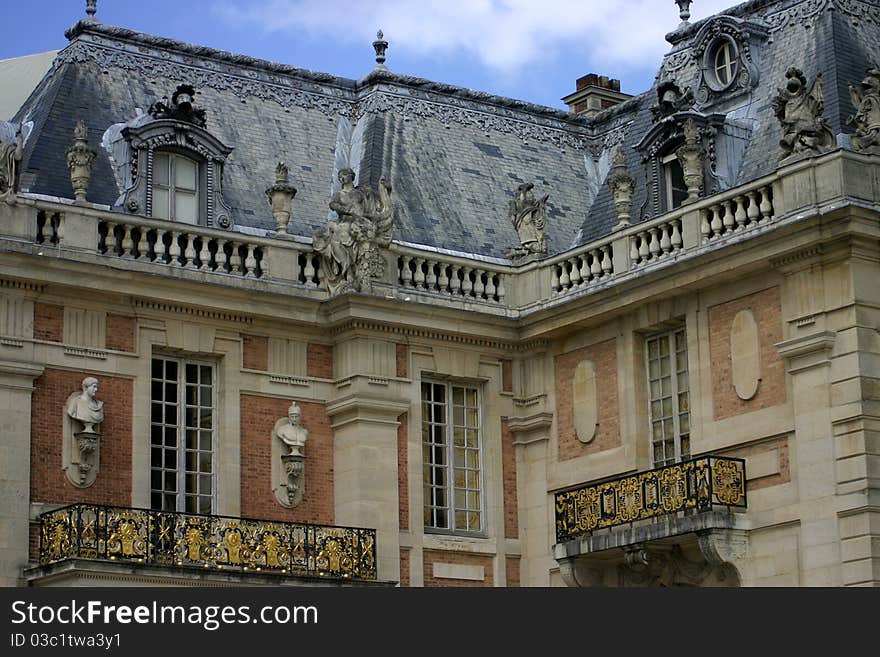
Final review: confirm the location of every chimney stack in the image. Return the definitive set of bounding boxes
[562,73,632,117]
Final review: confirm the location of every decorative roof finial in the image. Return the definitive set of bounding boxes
[86,0,97,20]
[675,0,692,25]
[373,29,389,71]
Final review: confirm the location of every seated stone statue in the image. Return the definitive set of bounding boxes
[66,377,104,434]
[274,401,308,457]
[848,67,880,154]
[313,168,393,295]
[506,183,549,260]
[772,67,834,160]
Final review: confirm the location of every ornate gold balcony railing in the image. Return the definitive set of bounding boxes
[39,504,377,581]
[554,456,747,544]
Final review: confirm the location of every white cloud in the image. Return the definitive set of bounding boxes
[214,0,735,74]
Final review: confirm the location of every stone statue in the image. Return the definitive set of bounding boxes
[506,182,549,260]
[66,376,104,435]
[312,168,393,295]
[848,66,880,154]
[772,67,834,161]
[0,121,24,201]
[274,401,308,457]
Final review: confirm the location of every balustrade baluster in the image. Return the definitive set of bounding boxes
[747,191,760,226]
[199,238,211,271]
[700,209,711,242]
[104,222,117,255]
[630,235,639,264]
[168,231,182,266]
[303,253,317,286]
[413,258,426,288]
[734,196,748,231]
[473,270,486,298]
[461,267,473,296]
[229,243,242,274]
[569,257,583,287]
[121,225,134,258]
[649,228,661,258]
[671,219,683,251]
[722,201,735,234]
[216,239,228,273]
[425,260,437,290]
[601,245,613,276]
[590,249,602,278]
[244,244,257,277]
[709,204,723,238]
[550,264,560,293]
[437,263,449,292]
[659,224,672,254]
[484,271,496,299]
[450,266,462,294]
[153,229,166,263]
[559,262,571,289]
[184,234,197,268]
[399,256,413,286]
[638,232,650,263]
[759,186,773,222]
[495,275,506,302]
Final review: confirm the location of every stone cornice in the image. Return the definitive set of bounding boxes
[132,298,253,325]
[0,278,44,293]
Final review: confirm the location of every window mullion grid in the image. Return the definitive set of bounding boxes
[176,361,186,513]
[445,382,456,532]
[669,332,683,464]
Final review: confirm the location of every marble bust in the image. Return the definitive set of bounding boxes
[274,401,308,457]
[66,376,104,434]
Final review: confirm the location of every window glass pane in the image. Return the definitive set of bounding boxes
[152,188,170,219]
[175,191,197,224]
[154,153,170,186]
[174,156,197,189]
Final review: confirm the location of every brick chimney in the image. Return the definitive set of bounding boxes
[562,73,632,117]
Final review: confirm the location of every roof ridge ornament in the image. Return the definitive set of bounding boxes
[85,0,97,21]
[373,29,389,71]
[148,84,207,128]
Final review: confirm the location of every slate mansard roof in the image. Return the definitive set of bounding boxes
[11,0,880,260]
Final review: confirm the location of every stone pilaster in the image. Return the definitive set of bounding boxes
[0,360,44,586]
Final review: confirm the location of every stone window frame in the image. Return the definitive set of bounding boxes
[149,355,218,515]
[420,379,486,537]
[692,16,767,107]
[120,119,234,230]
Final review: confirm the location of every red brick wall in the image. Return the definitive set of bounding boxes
[31,369,133,506]
[501,418,518,539]
[709,287,786,420]
[502,359,513,393]
[399,548,410,587]
[242,335,268,371]
[506,556,521,587]
[34,303,63,342]
[106,314,135,352]
[423,549,494,587]
[398,412,408,531]
[239,394,333,524]
[720,436,791,492]
[396,343,408,378]
[555,339,620,460]
[307,343,333,379]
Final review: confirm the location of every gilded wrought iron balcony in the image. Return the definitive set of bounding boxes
[39,504,377,581]
[555,456,747,544]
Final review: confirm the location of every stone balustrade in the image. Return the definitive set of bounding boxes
[701,184,775,242]
[550,241,614,294]
[395,247,508,304]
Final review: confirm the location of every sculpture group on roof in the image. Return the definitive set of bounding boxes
[848,66,880,154]
[772,67,834,161]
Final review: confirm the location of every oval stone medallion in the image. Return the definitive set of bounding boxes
[573,359,598,443]
[730,309,761,400]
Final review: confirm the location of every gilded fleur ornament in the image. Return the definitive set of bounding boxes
[66,119,96,204]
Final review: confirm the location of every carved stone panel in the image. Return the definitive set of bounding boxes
[573,359,598,443]
[730,309,761,400]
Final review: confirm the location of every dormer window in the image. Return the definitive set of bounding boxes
[712,38,737,88]
[152,152,199,224]
[117,84,234,229]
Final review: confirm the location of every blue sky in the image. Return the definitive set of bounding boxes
[1,0,736,110]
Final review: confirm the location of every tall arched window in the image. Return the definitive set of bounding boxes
[151,152,199,224]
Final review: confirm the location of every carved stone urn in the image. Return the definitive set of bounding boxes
[266,162,297,233]
[66,120,96,204]
[607,146,636,228]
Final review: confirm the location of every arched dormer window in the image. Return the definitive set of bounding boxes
[692,16,768,106]
[118,84,234,229]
